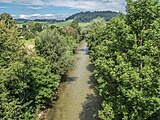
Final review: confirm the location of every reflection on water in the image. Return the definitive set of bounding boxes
[46,40,101,120]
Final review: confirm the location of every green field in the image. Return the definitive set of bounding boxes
[22,39,35,45]
[52,19,89,28]
[79,22,90,28]
[51,19,73,27]
[17,19,89,28]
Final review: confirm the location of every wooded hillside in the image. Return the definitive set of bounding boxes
[66,11,118,22]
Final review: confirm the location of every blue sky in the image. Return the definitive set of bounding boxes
[0,0,126,20]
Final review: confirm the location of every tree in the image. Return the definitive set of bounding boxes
[31,23,43,33]
[0,21,25,67]
[126,0,159,46]
[0,13,15,28]
[35,28,76,75]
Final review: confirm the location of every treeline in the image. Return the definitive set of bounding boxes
[66,11,118,22]
[0,13,79,119]
[19,19,81,40]
[15,19,64,24]
[85,0,160,119]
[20,22,43,40]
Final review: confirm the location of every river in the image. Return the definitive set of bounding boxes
[46,40,101,120]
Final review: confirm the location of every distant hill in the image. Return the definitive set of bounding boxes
[34,19,64,23]
[65,11,118,22]
[15,19,28,24]
[15,19,64,24]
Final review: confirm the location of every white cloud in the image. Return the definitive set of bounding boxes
[12,0,44,5]
[0,6,7,9]
[27,6,43,10]
[0,0,12,3]
[0,0,126,12]
[11,14,16,17]
[48,0,126,12]
[12,13,70,20]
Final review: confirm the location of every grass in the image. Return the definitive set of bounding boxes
[51,19,73,27]
[52,20,89,28]
[22,39,35,45]
[16,21,48,27]
[16,19,89,29]
[17,24,23,27]
[79,22,90,28]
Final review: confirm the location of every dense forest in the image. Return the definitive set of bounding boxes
[0,13,79,119]
[85,0,160,119]
[66,11,118,22]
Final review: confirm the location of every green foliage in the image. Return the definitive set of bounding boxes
[0,62,35,120]
[35,28,76,75]
[24,31,35,40]
[31,23,43,33]
[85,17,106,51]
[21,56,60,107]
[21,25,35,40]
[0,56,59,119]
[70,20,79,29]
[0,21,25,67]
[1,13,77,119]
[0,13,16,28]
[86,0,160,119]
[126,0,159,38]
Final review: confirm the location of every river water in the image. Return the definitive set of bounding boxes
[46,40,101,120]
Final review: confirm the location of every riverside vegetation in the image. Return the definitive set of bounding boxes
[85,0,160,119]
[0,13,79,119]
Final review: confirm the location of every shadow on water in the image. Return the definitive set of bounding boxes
[88,75,97,90]
[86,64,95,72]
[66,76,78,83]
[79,64,101,120]
[79,94,101,120]
[86,64,98,90]
[61,75,78,83]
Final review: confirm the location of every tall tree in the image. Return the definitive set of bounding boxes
[126,0,159,45]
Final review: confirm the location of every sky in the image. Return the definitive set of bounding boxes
[0,0,126,20]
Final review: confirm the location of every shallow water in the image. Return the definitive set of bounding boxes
[46,40,101,120]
